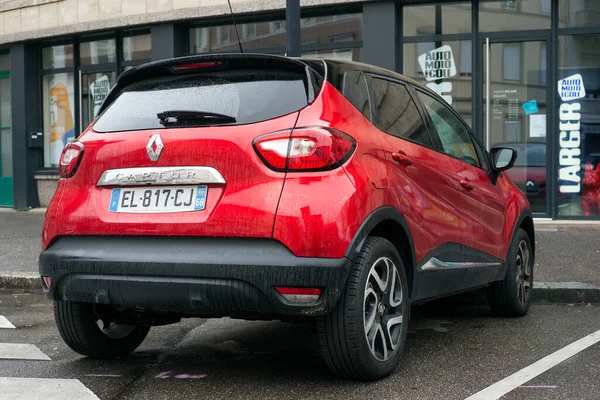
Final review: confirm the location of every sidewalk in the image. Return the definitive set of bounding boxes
[0,209,598,302]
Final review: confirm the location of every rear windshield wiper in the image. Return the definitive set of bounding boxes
[157,110,236,126]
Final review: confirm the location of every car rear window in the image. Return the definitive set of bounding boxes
[93,69,311,133]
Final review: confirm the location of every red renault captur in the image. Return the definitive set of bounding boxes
[40,54,534,381]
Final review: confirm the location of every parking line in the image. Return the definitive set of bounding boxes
[465,329,600,400]
[0,377,99,399]
[0,343,51,361]
[0,316,16,329]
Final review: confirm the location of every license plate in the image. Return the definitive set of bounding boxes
[109,186,207,213]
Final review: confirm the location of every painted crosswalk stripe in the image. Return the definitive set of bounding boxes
[0,377,100,399]
[0,316,15,329]
[0,343,51,361]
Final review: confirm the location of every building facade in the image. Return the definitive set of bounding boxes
[0,0,598,220]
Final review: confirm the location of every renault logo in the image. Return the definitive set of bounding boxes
[146,134,164,162]
[526,180,535,188]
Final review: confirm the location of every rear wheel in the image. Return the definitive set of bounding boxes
[54,301,150,358]
[317,237,410,381]
[487,228,534,317]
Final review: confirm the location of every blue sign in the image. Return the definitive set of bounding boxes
[522,100,539,115]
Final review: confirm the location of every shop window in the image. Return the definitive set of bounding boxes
[80,39,116,66]
[189,13,362,58]
[301,14,362,46]
[540,43,547,84]
[403,2,472,37]
[460,40,472,76]
[123,34,151,63]
[42,44,74,69]
[403,41,472,126]
[480,1,551,31]
[42,73,75,168]
[558,34,600,217]
[559,0,600,28]
[503,44,521,82]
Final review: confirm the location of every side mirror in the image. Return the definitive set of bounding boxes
[491,147,517,172]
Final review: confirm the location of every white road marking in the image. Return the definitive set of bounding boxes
[465,329,600,400]
[0,316,15,329]
[0,343,51,361]
[0,377,100,399]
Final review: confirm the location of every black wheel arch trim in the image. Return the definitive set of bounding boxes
[501,209,535,280]
[344,206,418,298]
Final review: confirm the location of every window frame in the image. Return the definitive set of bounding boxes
[364,73,437,151]
[412,87,492,172]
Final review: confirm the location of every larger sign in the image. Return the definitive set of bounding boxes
[558,74,585,194]
[418,45,457,105]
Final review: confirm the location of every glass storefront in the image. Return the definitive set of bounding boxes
[557,34,600,216]
[189,13,362,61]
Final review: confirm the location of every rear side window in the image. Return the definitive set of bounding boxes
[369,78,432,148]
[343,71,371,121]
[93,69,310,133]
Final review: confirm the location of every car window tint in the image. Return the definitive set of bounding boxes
[416,91,480,167]
[343,71,371,120]
[93,69,309,133]
[369,78,432,148]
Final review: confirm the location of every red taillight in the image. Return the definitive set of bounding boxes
[172,61,221,71]
[253,127,355,171]
[58,141,84,178]
[275,287,322,303]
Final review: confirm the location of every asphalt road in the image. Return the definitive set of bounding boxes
[0,290,598,400]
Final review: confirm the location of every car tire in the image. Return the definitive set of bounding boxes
[54,301,150,359]
[316,237,410,381]
[487,228,534,317]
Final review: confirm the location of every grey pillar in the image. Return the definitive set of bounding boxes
[286,0,301,57]
[363,2,400,72]
[151,24,187,61]
[10,43,42,209]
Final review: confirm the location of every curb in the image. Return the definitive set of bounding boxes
[532,282,600,304]
[1,275,599,304]
[0,275,41,291]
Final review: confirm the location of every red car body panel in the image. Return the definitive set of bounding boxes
[42,112,300,250]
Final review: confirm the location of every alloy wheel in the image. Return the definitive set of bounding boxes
[363,256,404,362]
[515,240,532,306]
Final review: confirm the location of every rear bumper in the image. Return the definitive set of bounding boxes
[39,236,350,318]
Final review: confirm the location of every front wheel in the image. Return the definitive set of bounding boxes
[487,228,534,317]
[317,237,410,381]
[54,301,150,358]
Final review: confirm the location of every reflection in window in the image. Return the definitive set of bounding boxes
[540,43,547,84]
[370,79,432,148]
[42,45,74,69]
[123,34,151,62]
[417,91,479,166]
[480,1,551,31]
[460,40,472,75]
[559,0,600,28]
[80,39,116,66]
[503,44,521,82]
[403,2,472,36]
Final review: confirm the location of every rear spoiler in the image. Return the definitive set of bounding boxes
[99,54,326,115]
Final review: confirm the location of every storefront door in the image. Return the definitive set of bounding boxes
[0,72,12,208]
[482,38,551,216]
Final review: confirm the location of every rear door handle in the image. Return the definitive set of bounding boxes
[391,152,413,166]
[459,178,475,191]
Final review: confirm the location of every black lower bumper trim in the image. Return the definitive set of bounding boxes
[39,236,350,317]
